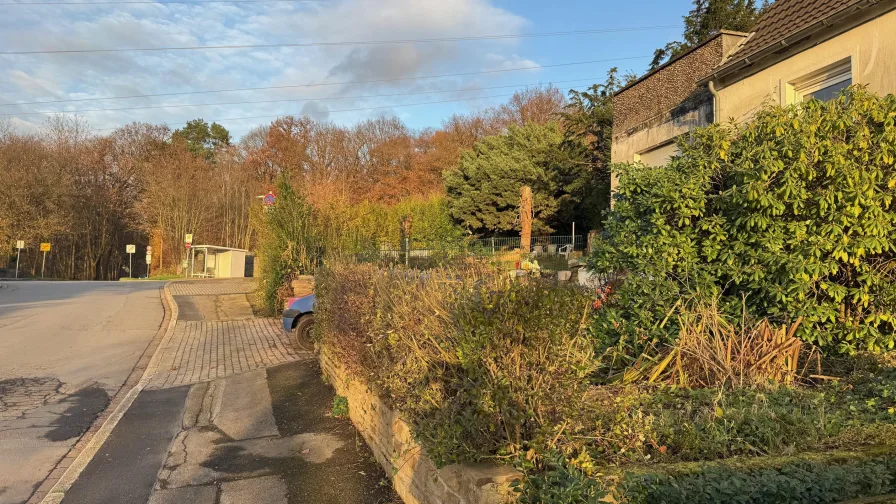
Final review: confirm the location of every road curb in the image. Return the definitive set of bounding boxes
[35,283,180,504]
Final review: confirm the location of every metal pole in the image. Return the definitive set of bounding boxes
[15,248,20,279]
[572,222,576,249]
[41,251,46,278]
[129,253,133,279]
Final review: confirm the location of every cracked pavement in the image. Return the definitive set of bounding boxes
[0,281,165,504]
[59,280,399,504]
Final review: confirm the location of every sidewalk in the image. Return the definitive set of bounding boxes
[57,279,398,504]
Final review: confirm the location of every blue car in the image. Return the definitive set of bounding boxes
[282,294,315,351]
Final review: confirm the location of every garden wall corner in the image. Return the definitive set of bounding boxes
[319,347,521,504]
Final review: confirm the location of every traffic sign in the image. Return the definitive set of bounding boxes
[145,254,152,263]
[185,243,192,249]
[146,245,153,253]
[126,244,136,254]
[39,243,50,278]
[14,240,24,278]
[263,191,276,206]
[185,234,193,244]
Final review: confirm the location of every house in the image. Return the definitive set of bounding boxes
[611,0,896,187]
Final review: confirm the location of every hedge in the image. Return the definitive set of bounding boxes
[592,87,896,356]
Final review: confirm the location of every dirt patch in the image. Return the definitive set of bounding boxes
[266,361,398,504]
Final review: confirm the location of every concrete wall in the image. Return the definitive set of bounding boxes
[715,10,896,123]
[319,347,520,504]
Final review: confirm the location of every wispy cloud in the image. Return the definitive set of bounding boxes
[0,0,538,138]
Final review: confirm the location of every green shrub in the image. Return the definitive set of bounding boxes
[519,451,896,504]
[513,453,609,504]
[593,87,896,357]
[331,395,349,418]
[617,455,896,504]
[254,178,322,314]
[314,261,595,466]
[563,371,896,469]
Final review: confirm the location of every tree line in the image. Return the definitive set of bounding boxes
[1,75,619,280]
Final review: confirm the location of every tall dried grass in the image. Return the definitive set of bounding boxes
[620,301,820,389]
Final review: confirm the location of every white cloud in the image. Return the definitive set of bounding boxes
[0,0,537,138]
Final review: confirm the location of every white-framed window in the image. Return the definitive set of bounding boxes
[788,59,852,103]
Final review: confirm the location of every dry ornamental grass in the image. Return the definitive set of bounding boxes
[621,301,820,389]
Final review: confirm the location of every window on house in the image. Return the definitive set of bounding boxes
[791,60,852,103]
[636,142,678,167]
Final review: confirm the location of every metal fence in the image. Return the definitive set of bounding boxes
[366,235,586,271]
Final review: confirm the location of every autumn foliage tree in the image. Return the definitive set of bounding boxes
[1,85,613,279]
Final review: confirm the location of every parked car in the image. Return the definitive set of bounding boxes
[282,294,315,351]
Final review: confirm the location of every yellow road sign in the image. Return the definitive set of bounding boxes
[40,243,51,252]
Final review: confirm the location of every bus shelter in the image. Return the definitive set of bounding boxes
[188,245,250,278]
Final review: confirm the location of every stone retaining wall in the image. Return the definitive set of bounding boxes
[319,347,520,504]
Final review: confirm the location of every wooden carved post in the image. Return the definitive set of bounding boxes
[401,215,412,267]
[520,186,533,253]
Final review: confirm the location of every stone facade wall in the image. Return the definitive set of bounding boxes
[319,347,520,504]
[611,32,747,172]
[614,35,726,133]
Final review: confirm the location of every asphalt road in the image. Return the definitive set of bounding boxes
[0,281,165,504]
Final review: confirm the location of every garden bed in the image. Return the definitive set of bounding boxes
[313,260,896,504]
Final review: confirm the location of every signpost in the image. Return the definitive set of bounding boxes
[15,240,24,279]
[184,234,193,278]
[39,242,51,278]
[126,244,136,278]
[263,191,276,207]
[146,245,153,278]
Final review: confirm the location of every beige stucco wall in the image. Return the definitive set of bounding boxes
[611,99,711,167]
[716,10,896,123]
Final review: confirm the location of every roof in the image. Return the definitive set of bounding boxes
[615,30,748,97]
[709,0,896,80]
[726,0,860,61]
[191,245,249,252]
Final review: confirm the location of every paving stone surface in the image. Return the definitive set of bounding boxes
[147,319,306,389]
[167,279,256,296]
[148,279,310,390]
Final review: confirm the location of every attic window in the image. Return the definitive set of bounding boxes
[790,60,852,103]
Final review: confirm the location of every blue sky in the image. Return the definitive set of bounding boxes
[0,0,692,139]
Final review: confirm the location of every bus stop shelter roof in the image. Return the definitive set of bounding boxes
[190,245,249,252]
